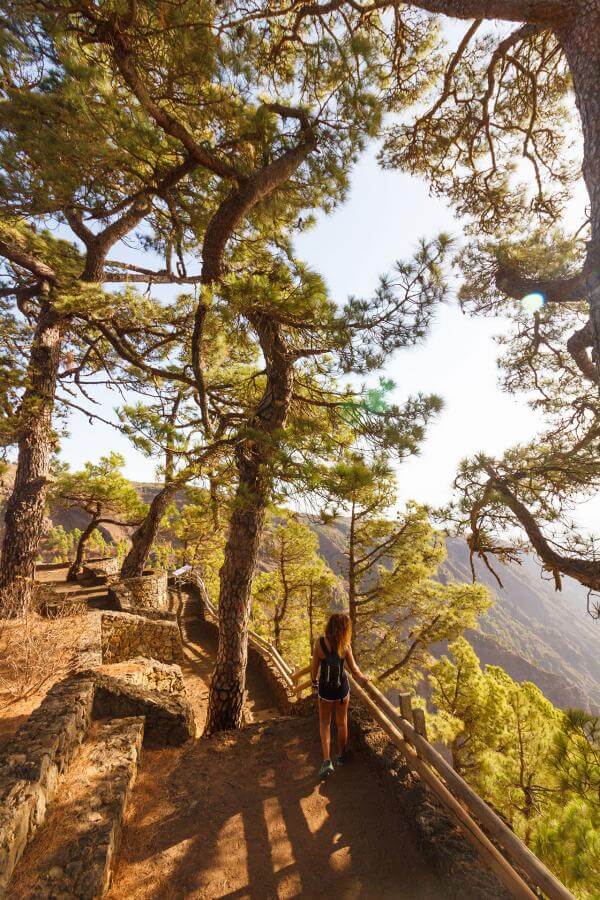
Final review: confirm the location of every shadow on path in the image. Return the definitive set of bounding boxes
[108,590,445,899]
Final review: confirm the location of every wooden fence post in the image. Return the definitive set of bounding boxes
[412,708,428,742]
[397,692,414,726]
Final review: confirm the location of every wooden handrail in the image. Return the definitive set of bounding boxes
[292,663,311,683]
[349,675,575,900]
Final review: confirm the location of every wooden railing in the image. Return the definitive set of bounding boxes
[290,664,574,900]
[197,600,573,900]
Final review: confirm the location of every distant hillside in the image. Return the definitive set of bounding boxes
[305,517,600,714]
[2,467,598,712]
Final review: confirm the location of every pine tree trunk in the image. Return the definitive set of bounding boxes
[204,314,294,734]
[67,518,99,582]
[204,454,270,733]
[120,482,177,578]
[0,302,63,617]
[560,8,600,377]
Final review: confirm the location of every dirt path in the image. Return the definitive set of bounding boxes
[109,716,444,900]
[176,589,279,732]
[108,592,445,900]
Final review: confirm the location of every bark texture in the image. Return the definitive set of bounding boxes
[120,483,178,578]
[0,302,63,615]
[559,3,600,379]
[204,315,294,734]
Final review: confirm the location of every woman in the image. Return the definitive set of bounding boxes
[310,612,366,779]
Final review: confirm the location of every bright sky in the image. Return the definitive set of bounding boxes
[56,143,557,515]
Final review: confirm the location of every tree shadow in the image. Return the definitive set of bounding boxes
[111,717,443,900]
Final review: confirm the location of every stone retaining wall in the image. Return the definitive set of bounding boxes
[92,674,195,746]
[0,675,95,893]
[9,717,144,900]
[348,703,512,900]
[109,571,169,615]
[248,639,296,715]
[82,556,121,579]
[101,611,183,665]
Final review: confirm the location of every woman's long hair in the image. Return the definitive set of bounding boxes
[325,612,352,656]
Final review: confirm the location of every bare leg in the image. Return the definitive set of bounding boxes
[334,695,349,755]
[318,699,333,760]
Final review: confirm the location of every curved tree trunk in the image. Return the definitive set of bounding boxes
[67,517,99,582]
[0,301,63,617]
[560,8,600,376]
[120,482,177,578]
[204,314,294,734]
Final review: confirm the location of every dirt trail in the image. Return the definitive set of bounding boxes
[108,591,445,900]
[175,589,279,731]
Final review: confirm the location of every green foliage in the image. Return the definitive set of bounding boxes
[52,453,147,525]
[381,27,576,234]
[252,511,337,665]
[430,639,600,898]
[532,801,600,899]
[44,525,79,564]
[323,454,490,687]
[167,492,228,603]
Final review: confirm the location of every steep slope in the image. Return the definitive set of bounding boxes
[305,518,600,714]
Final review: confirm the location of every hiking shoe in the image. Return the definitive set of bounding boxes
[336,749,351,766]
[319,759,334,780]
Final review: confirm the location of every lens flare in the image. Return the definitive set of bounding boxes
[521,292,545,314]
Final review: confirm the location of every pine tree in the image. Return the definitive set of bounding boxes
[52,453,147,580]
[252,512,336,663]
[323,456,490,686]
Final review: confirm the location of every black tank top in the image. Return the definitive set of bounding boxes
[318,636,346,692]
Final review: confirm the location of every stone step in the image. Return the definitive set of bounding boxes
[8,717,144,899]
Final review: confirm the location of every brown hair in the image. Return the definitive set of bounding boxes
[325,612,352,657]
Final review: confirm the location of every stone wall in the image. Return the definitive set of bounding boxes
[0,675,95,893]
[108,571,169,615]
[348,704,512,900]
[248,640,296,715]
[92,674,195,746]
[8,717,145,900]
[82,556,121,579]
[101,611,183,665]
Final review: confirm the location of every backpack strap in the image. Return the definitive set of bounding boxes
[319,636,329,657]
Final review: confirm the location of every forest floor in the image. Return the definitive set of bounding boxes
[107,590,444,900]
